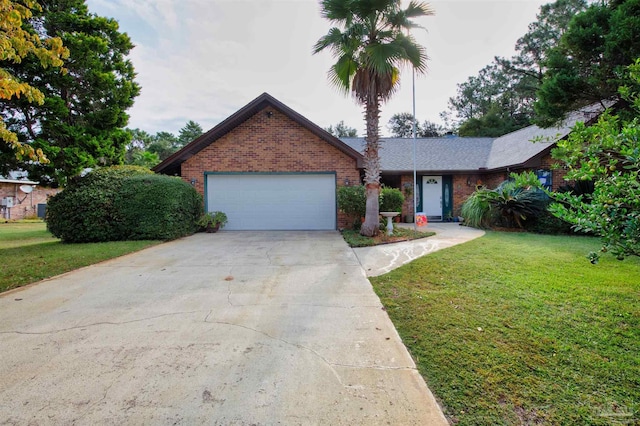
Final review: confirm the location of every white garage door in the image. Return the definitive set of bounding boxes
[206,173,336,230]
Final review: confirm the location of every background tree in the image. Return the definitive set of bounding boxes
[387,112,415,137]
[549,61,640,262]
[177,120,203,147]
[0,0,67,168]
[325,120,358,137]
[124,128,152,163]
[387,112,443,137]
[444,0,587,135]
[147,131,179,161]
[535,0,640,126]
[419,120,444,137]
[1,0,139,186]
[313,0,433,236]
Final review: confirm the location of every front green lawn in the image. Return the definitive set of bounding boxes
[0,221,160,293]
[371,232,640,425]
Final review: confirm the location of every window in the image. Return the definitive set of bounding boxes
[536,169,552,190]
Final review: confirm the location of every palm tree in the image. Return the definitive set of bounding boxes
[313,0,433,236]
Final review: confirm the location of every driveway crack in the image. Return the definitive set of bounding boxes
[203,319,418,384]
[0,311,202,335]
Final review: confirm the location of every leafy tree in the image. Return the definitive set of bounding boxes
[419,120,444,137]
[0,0,67,165]
[549,61,640,262]
[458,104,529,137]
[1,0,139,186]
[147,131,179,161]
[313,0,433,236]
[445,0,587,135]
[130,150,159,168]
[387,112,443,137]
[535,0,640,126]
[177,120,203,147]
[325,120,358,137]
[124,128,153,164]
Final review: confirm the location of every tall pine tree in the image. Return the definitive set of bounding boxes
[0,0,139,186]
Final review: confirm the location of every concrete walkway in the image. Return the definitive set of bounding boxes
[353,223,485,277]
[0,231,448,425]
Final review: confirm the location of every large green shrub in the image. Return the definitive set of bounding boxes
[337,185,366,229]
[46,166,202,242]
[114,175,203,240]
[379,187,404,213]
[46,166,153,242]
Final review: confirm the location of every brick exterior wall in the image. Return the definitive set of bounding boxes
[181,106,361,229]
[1,183,60,220]
[540,152,568,191]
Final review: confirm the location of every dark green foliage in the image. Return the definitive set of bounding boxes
[524,210,574,234]
[379,187,404,213]
[490,182,550,228]
[114,175,202,240]
[338,185,405,229]
[0,0,140,186]
[177,120,204,147]
[549,74,640,261]
[46,166,152,242]
[337,185,366,229]
[458,105,530,137]
[445,0,588,135]
[461,172,552,230]
[325,121,358,137]
[387,113,444,137]
[46,166,201,242]
[535,0,640,126]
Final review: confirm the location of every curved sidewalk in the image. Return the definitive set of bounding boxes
[353,223,485,277]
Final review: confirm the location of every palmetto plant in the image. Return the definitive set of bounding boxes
[462,172,551,229]
[490,181,550,228]
[313,0,433,236]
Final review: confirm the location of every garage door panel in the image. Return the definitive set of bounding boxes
[207,174,336,230]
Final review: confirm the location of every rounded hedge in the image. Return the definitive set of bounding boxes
[114,174,202,240]
[46,166,202,242]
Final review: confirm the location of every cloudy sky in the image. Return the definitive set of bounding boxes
[86,0,549,137]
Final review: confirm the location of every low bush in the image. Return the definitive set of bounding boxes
[460,189,494,228]
[338,185,405,229]
[524,210,574,234]
[114,175,202,240]
[337,185,366,229]
[379,187,404,213]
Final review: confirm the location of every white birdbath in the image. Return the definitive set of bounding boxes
[380,212,400,236]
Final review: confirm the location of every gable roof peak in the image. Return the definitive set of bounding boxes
[153,93,363,174]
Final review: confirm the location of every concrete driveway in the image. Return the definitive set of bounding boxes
[0,231,447,425]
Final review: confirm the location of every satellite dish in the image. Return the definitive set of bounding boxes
[19,185,33,194]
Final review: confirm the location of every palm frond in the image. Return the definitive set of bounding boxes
[312,27,342,54]
[405,1,434,19]
[320,0,354,23]
[329,55,359,94]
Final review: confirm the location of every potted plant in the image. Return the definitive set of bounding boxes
[197,211,228,233]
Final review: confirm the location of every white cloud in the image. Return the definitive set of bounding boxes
[87,0,548,136]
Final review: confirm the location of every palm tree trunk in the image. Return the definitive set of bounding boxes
[360,98,382,237]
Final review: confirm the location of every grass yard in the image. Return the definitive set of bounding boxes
[371,232,640,425]
[0,221,160,293]
[341,226,435,247]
